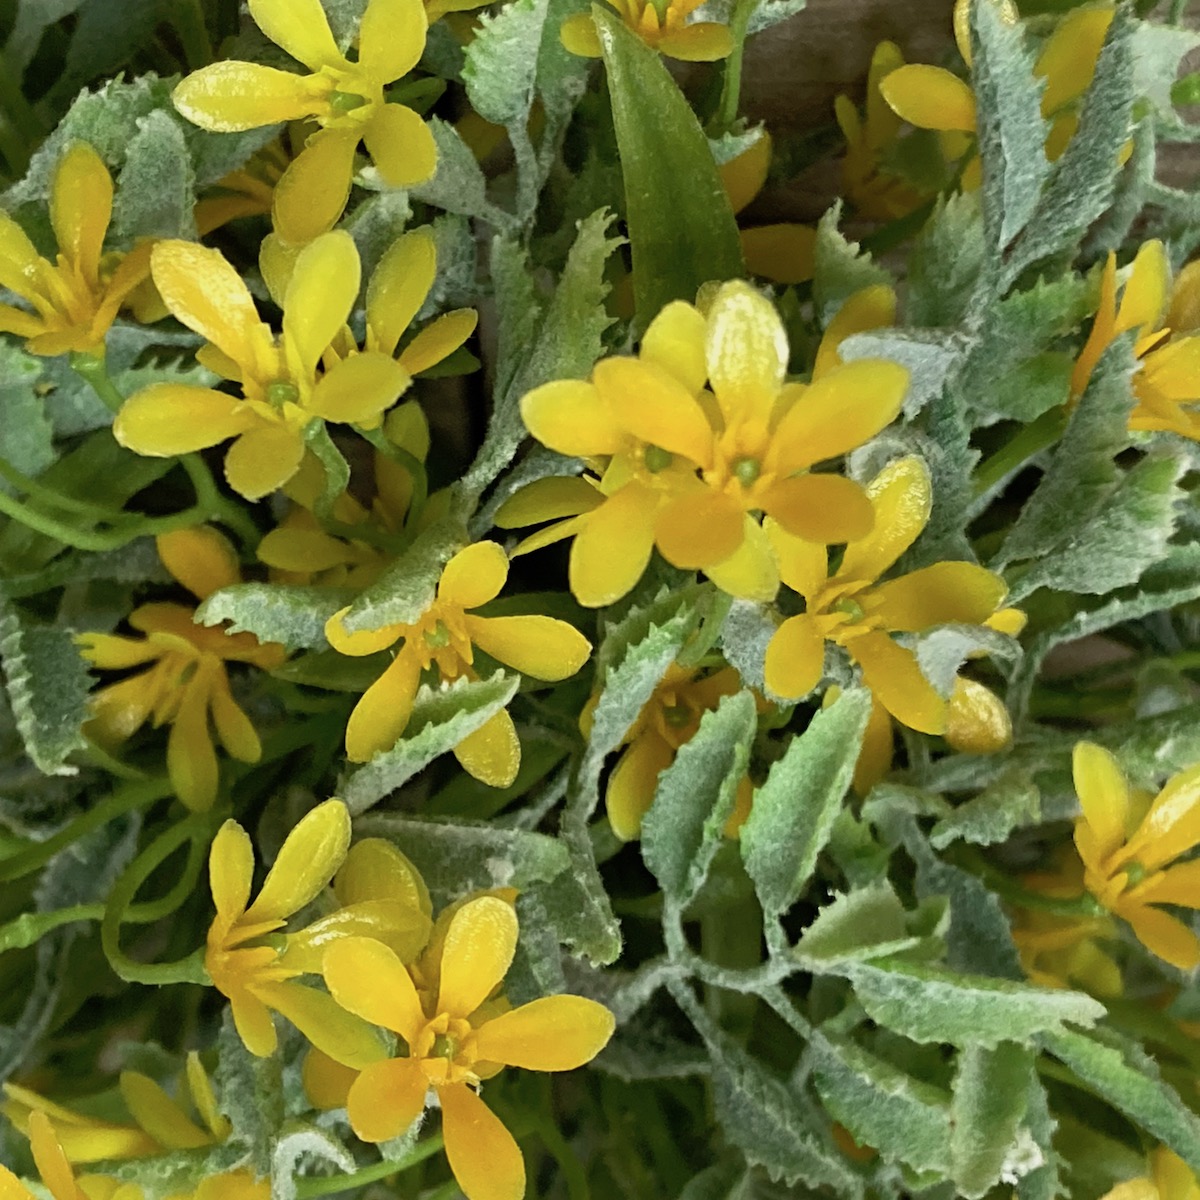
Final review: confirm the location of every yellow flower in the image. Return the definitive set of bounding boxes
[1071,240,1200,441]
[325,541,591,783]
[172,0,436,245]
[589,662,752,840]
[205,798,431,1064]
[880,0,1115,174]
[0,142,152,357]
[763,456,1009,738]
[0,1110,143,1200]
[1071,742,1200,970]
[322,897,615,1200]
[501,282,906,607]
[716,132,817,286]
[1099,1147,1200,1200]
[113,232,412,500]
[77,528,286,812]
[560,0,733,62]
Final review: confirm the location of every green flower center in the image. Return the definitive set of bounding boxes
[1121,860,1148,889]
[732,456,761,487]
[662,702,693,727]
[833,598,866,623]
[266,379,300,407]
[644,444,674,473]
[328,90,368,115]
[431,1033,458,1059]
[424,621,452,648]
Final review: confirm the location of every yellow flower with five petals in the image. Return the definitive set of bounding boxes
[113,232,411,500]
[763,456,1009,738]
[560,0,733,62]
[325,541,592,783]
[322,897,615,1200]
[172,0,436,246]
[0,142,152,357]
[205,798,431,1065]
[77,528,286,813]
[1071,742,1200,970]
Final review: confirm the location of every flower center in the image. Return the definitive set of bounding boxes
[328,89,368,115]
[731,456,762,487]
[266,379,300,407]
[662,701,692,727]
[643,444,674,473]
[424,621,452,649]
[833,598,866,623]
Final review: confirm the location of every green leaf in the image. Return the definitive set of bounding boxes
[340,672,520,815]
[740,688,870,918]
[794,881,931,967]
[195,584,353,651]
[641,690,757,906]
[950,1043,1035,1198]
[812,202,892,325]
[907,193,985,327]
[930,770,1040,849]
[0,343,55,484]
[595,5,742,329]
[1041,1028,1200,1174]
[0,598,91,776]
[969,0,1049,251]
[111,108,196,241]
[409,117,510,226]
[839,329,962,417]
[986,351,1072,424]
[271,1122,358,1200]
[809,1030,953,1175]
[303,424,352,523]
[845,959,1104,1047]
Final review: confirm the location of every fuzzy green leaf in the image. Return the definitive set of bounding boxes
[930,771,1040,849]
[409,118,508,225]
[907,193,985,327]
[812,202,892,324]
[196,585,353,651]
[0,343,56,485]
[950,1043,1035,1197]
[111,108,196,241]
[794,881,928,966]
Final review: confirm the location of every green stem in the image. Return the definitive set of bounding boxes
[713,0,758,134]
[0,777,172,883]
[0,486,144,550]
[70,351,127,414]
[972,406,1067,498]
[293,1136,445,1197]
[180,455,261,550]
[1169,0,1188,22]
[0,454,124,518]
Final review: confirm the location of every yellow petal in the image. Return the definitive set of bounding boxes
[345,651,423,761]
[167,679,219,812]
[594,356,713,465]
[1071,742,1130,864]
[52,143,112,286]
[653,487,744,570]
[870,561,1007,631]
[770,360,907,475]
[880,65,977,133]
[837,455,931,584]
[1167,260,1200,334]
[259,527,353,573]
[814,284,897,380]
[335,838,431,917]
[764,613,825,700]
[465,615,590,680]
[944,677,1011,754]
[704,515,779,602]
[641,300,708,394]
[705,280,788,423]
[367,229,436,357]
[437,895,518,1017]
[606,733,674,840]
[302,1048,358,1111]
[76,631,159,671]
[569,485,657,607]
[439,1082,525,1200]
[255,981,386,1068]
[363,104,437,188]
[346,1057,428,1142]
[1116,240,1169,341]
[229,992,279,1057]
[850,630,946,734]
[0,211,43,301]
[1124,760,1200,871]
[1140,338,1200,402]
[209,670,263,762]
[185,1052,229,1140]
[760,474,874,543]
[156,526,241,601]
[435,541,507,610]
[323,936,426,1043]
[0,302,44,339]
[284,231,360,381]
[399,309,477,375]
[453,707,521,789]
[308,352,411,423]
[114,385,254,457]
[325,608,403,656]
[249,0,342,69]
[473,995,615,1070]
[954,0,1018,68]
[560,13,602,56]
[118,1073,209,1150]
[764,518,827,599]
[1035,6,1114,115]
[521,379,621,456]
[272,130,358,247]
[224,424,306,500]
[245,797,351,923]
[209,818,255,922]
[1128,859,1200,909]
[739,224,816,288]
[173,62,328,132]
[494,476,602,528]
[657,22,734,61]
[29,1112,78,1200]
[359,0,428,82]
[717,131,770,216]
[284,899,431,971]
[1120,903,1200,971]
[852,693,895,796]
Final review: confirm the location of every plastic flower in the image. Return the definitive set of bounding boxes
[1071,742,1200,970]
[0,1110,142,1200]
[591,662,750,840]
[205,798,431,1064]
[172,0,436,245]
[1071,240,1200,441]
[325,541,592,782]
[113,232,411,500]
[763,456,1009,738]
[502,282,906,607]
[323,896,615,1200]
[0,141,152,356]
[77,528,286,812]
[1098,1147,1200,1200]
[560,0,732,62]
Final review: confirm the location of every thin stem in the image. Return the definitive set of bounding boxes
[70,351,126,414]
[972,406,1067,498]
[0,486,141,550]
[713,0,758,134]
[293,1136,445,1197]
[0,454,124,518]
[180,455,261,549]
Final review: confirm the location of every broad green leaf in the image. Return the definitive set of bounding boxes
[0,343,55,485]
[642,690,757,905]
[794,881,926,966]
[950,1043,1035,1197]
[907,193,985,327]
[845,958,1104,1047]
[740,689,870,918]
[812,203,892,325]
[195,584,353,651]
[595,5,742,329]
[409,118,510,226]
[987,352,1074,424]
[340,672,520,815]
[930,771,1040,849]
[111,108,196,241]
[1041,1028,1200,1174]
[809,1030,953,1175]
